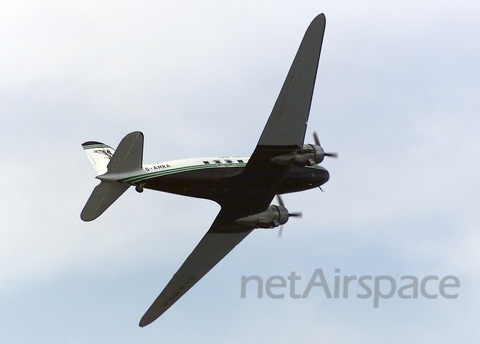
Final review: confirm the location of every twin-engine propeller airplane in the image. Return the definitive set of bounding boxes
[81,13,336,327]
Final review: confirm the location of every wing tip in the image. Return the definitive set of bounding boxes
[139,315,155,328]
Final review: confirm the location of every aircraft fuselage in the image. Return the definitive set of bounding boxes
[116,156,329,204]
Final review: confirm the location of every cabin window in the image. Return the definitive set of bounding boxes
[237,159,244,163]
[214,160,221,164]
[225,159,232,164]
[203,161,209,164]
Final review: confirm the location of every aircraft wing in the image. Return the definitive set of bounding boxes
[235,13,326,208]
[139,14,326,327]
[139,212,253,327]
[139,174,280,327]
[257,13,326,148]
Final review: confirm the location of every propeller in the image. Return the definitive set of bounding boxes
[313,131,338,158]
[276,195,302,238]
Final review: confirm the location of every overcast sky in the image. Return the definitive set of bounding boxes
[1,1,480,343]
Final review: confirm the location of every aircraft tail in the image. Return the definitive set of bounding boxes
[81,181,130,221]
[82,141,116,175]
[81,131,144,222]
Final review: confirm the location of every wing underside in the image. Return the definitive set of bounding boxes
[139,14,327,327]
[257,13,326,148]
[139,214,252,327]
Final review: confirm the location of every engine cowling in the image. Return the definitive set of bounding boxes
[270,144,325,167]
[234,205,290,229]
[299,144,325,166]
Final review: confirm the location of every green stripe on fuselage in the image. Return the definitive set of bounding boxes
[121,163,247,184]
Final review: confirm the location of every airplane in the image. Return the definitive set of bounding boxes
[80,13,336,327]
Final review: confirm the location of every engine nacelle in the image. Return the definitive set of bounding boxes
[234,205,290,229]
[270,144,325,166]
[300,144,325,165]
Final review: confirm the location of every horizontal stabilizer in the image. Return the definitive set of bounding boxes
[80,181,130,221]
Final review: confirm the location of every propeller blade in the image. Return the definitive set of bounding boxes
[276,194,285,207]
[313,131,338,159]
[289,212,303,218]
[275,195,302,238]
[313,131,321,146]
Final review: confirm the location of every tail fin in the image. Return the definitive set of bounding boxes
[82,141,115,175]
[81,131,144,221]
